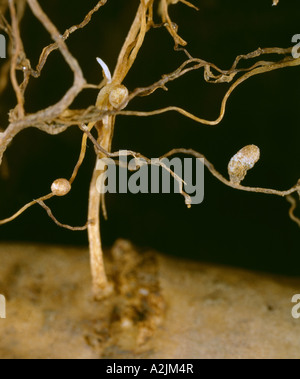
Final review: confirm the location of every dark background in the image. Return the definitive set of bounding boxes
[0,0,299,275]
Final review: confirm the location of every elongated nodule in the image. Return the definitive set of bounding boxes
[228,145,260,184]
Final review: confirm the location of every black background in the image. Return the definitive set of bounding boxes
[0,0,299,275]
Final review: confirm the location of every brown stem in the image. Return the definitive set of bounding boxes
[88,158,112,299]
[86,0,152,298]
[113,0,150,83]
[87,111,115,299]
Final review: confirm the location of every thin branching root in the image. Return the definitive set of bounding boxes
[287,196,300,228]
[286,180,300,228]
[0,0,299,299]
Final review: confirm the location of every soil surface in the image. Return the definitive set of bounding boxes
[0,239,300,359]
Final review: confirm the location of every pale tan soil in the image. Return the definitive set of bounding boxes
[0,239,299,359]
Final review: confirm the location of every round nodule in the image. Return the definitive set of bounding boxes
[109,85,129,109]
[51,179,71,197]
